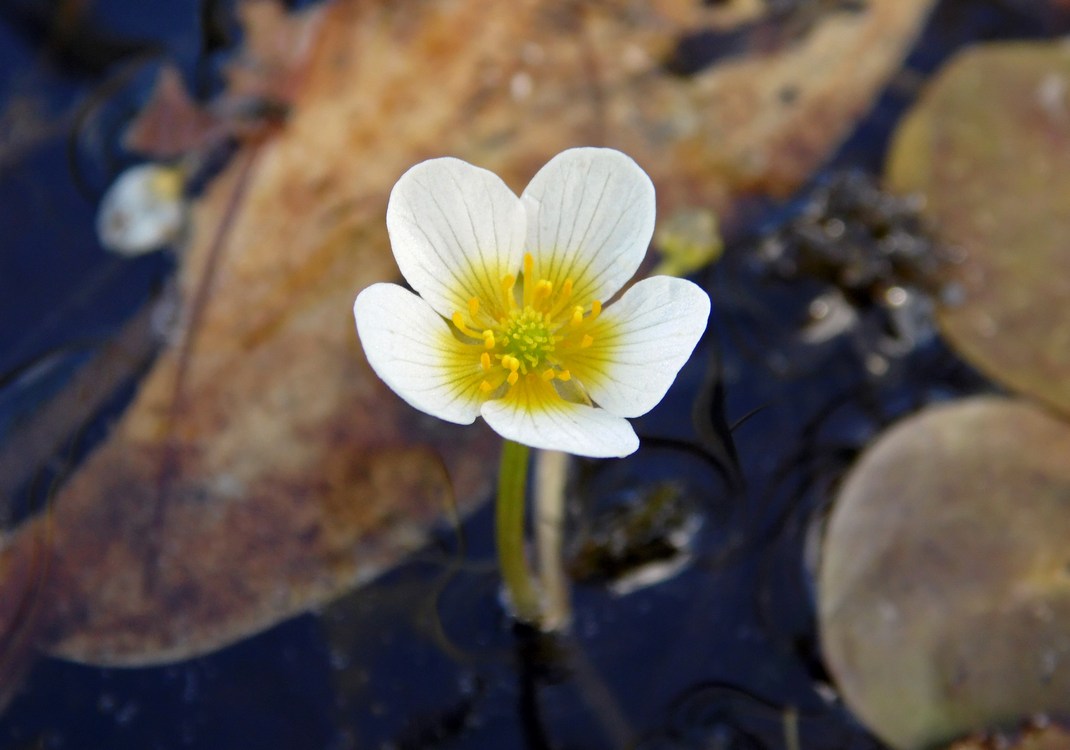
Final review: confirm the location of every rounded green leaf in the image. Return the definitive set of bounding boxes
[819,397,1070,749]
[887,43,1070,416]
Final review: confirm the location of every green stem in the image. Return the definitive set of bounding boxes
[496,439,542,624]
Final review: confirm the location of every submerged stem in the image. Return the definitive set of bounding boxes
[496,439,542,623]
[535,449,571,630]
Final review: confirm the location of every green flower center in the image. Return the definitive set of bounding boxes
[500,307,555,370]
[450,254,602,395]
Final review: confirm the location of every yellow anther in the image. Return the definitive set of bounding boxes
[507,370,519,386]
[452,311,478,338]
[557,369,572,381]
[541,368,556,381]
[480,352,491,371]
[561,278,573,298]
[534,279,553,301]
[571,305,585,326]
[468,297,480,317]
[581,334,594,348]
[483,330,496,349]
[524,252,534,279]
[504,355,520,372]
[480,380,495,393]
[590,300,602,319]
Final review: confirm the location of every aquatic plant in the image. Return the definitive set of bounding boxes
[354,147,709,624]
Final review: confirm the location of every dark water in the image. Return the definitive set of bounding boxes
[0,1,1064,748]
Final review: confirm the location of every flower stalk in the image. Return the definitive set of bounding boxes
[496,439,543,624]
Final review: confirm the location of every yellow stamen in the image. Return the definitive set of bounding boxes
[501,274,517,310]
[546,277,576,319]
[480,380,495,393]
[507,370,519,386]
[483,330,496,349]
[468,297,480,318]
[590,300,602,319]
[541,368,556,381]
[452,311,479,338]
[557,369,571,381]
[480,352,491,371]
[570,306,584,326]
[581,334,594,348]
[522,253,535,307]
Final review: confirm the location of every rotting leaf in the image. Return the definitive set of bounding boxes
[663,0,869,75]
[947,720,1070,750]
[819,397,1070,750]
[0,0,934,672]
[221,0,323,105]
[123,2,323,160]
[122,65,225,160]
[886,42,1070,417]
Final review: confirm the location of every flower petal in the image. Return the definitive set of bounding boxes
[566,276,710,418]
[480,375,639,458]
[354,283,486,424]
[521,147,655,305]
[387,157,527,319]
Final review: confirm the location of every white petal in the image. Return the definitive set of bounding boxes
[521,148,655,305]
[354,283,486,424]
[567,276,710,418]
[480,376,639,458]
[386,158,527,319]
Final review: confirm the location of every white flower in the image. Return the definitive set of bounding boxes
[354,148,710,458]
[97,163,186,256]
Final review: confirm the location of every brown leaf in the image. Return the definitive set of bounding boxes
[221,0,325,105]
[123,65,226,159]
[0,0,934,671]
[947,722,1070,750]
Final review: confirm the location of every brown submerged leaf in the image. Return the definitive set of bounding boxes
[0,0,934,669]
[820,397,1070,750]
[123,66,225,159]
[947,721,1070,750]
[887,42,1070,416]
